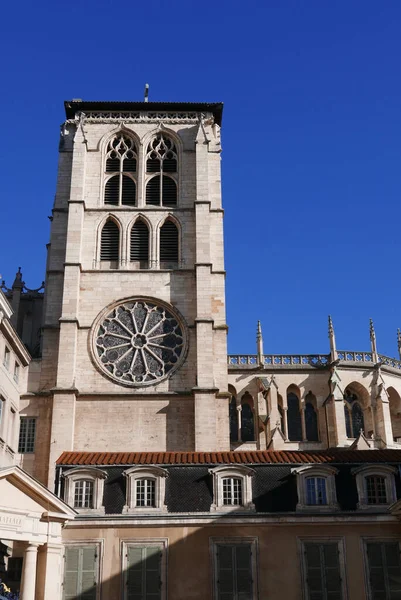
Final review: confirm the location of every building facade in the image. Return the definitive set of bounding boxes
[2,99,401,599]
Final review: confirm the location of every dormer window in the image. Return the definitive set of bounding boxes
[353,465,396,509]
[209,465,255,512]
[293,465,339,511]
[123,466,168,513]
[63,468,107,514]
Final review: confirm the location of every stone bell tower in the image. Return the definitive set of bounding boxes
[33,100,229,486]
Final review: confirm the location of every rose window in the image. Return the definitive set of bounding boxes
[93,299,187,386]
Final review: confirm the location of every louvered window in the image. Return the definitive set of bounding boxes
[125,544,164,600]
[366,542,401,600]
[130,220,149,268]
[63,545,98,600]
[159,220,179,268]
[303,542,343,600]
[104,135,137,206]
[146,135,178,207]
[100,220,120,262]
[215,543,254,600]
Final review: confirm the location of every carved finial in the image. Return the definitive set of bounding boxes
[12,267,24,290]
[257,320,264,365]
[144,83,149,103]
[397,329,401,360]
[370,319,378,362]
[328,315,337,361]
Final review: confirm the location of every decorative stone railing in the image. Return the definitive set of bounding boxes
[337,351,373,363]
[227,351,401,370]
[227,354,330,367]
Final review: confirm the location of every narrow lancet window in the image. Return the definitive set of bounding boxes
[130,219,150,269]
[159,220,179,268]
[100,220,120,262]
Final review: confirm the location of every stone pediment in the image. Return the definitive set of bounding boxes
[0,465,75,519]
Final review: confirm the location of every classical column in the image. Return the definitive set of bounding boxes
[20,543,40,600]
[36,543,64,600]
[301,406,307,442]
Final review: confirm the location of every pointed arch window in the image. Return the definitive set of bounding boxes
[229,397,239,443]
[241,394,255,442]
[104,135,137,206]
[159,220,179,268]
[100,220,120,263]
[130,219,150,269]
[146,135,178,207]
[344,390,365,438]
[305,401,319,442]
[287,391,302,441]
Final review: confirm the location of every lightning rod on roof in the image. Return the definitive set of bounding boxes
[144,83,149,103]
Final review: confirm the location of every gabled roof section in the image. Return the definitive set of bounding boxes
[57,449,401,467]
[64,100,224,126]
[0,465,76,518]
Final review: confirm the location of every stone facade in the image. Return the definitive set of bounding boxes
[3,99,401,599]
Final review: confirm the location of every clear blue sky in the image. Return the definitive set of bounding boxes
[1,1,401,357]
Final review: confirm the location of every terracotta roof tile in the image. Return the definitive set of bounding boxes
[56,449,401,467]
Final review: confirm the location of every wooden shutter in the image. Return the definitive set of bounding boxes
[159,221,178,264]
[131,220,149,263]
[304,543,342,600]
[126,545,162,600]
[63,545,98,600]
[216,544,253,600]
[366,542,401,599]
[100,220,120,261]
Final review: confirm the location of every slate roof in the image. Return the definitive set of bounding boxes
[56,449,401,467]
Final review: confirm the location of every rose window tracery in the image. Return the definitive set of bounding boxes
[92,299,187,386]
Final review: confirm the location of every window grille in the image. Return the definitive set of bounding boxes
[18,417,36,453]
[366,476,387,504]
[135,478,156,507]
[104,134,137,206]
[159,220,179,267]
[146,135,178,207]
[366,541,401,599]
[130,219,149,267]
[222,477,243,506]
[306,477,328,505]
[100,220,120,262]
[74,480,94,508]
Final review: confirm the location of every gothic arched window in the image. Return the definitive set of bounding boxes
[305,402,319,442]
[159,220,179,268]
[100,220,120,262]
[241,402,255,442]
[287,392,302,441]
[130,219,149,269]
[229,397,239,443]
[344,389,365,438]
[104,135,137,206]
[146,135,178,207]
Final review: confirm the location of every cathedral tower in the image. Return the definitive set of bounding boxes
[35,100,228,486]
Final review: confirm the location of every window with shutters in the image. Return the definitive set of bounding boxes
[145,135,178,207]
[18,417,36,453]
[212,538,258,600]
[63,544,100,600]
[63,467,107,514]
[104,134,137,206]
[159,219,179,269]
[300,539,346,600]
[293,466,339,512]
[123,466,168,513]
[130,218,150,269]
[100,219,120,265]
[209,466,255,512]
[353,465,396,510]
[364,540,401,600]
[123,540,167,600]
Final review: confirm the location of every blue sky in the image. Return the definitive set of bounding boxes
[1,1,401,357]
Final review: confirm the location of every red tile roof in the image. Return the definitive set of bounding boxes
[56,449,401,466]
